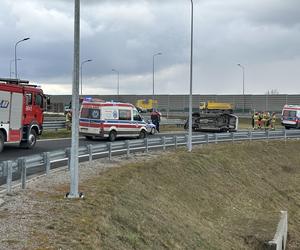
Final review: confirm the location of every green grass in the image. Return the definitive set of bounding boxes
[40,129,71,139]
[13,140,300,249]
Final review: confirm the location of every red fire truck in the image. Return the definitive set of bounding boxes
[0,78,47,152]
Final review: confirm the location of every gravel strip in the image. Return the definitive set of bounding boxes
[0,151,164,250]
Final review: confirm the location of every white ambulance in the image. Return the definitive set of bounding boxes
[281,105,300,129]
[79,99,148,141]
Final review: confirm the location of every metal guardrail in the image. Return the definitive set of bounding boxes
[1,129,300,194]
[42,119,185,130]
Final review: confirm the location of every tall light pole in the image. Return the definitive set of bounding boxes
[80,59,92,95]
[68,0,81,199]
[10,58,21,78]
[112,69,120,101]
[188,0,194,152]
[14,37,30,79]
[152,52,162,108]
[237,63,245,113]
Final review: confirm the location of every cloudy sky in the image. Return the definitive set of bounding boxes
[0,0,300,95]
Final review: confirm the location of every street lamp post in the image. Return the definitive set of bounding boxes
[68,0,81,199]
[237,63,245,113]
[10,58,21,78]
[80,59,92,95]
[14,37,30,79]
[188,0,194,152]
[112,69,120,101]
[152,52,162,108]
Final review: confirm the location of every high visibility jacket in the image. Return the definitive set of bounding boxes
[272,115,276,122]
[253,114,258,121]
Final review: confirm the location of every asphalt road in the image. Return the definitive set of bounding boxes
[0,131,194,162]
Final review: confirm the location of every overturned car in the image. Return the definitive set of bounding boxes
[184,112,238,132]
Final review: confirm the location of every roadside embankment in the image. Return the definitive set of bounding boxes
[1,140,300,249]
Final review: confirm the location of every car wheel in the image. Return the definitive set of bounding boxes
[0,131,4,153]
[139,130,147,139]
[108,131,117,142]
[150,127,156,135]
[285,126,290,130]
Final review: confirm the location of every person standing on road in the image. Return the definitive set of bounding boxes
[151,109,161,133]
[66,111,72,130]
[271,112,276,130]
[253,112,259,130]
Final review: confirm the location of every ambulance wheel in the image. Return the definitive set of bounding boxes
[139,130,147,139]
[85,136,94,140]
[0,131,4,153]
[108,131,117,142]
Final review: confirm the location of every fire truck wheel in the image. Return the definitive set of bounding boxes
[21,130,37,149]
[108,131,117,142]
[138,130,147,139]
[0,131,4,153]
[27,130,37,148]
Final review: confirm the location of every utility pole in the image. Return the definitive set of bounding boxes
[188,0,194,152]
[67,0,81,198]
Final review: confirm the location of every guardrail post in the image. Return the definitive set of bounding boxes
[174,136,178,149]
[126,140,130,157]
[144,138,149,153]
[66,148,70,171]
[206,134,209,144]
[284,129,287,143]
[163,136,166,150]
[6,161,12,195]
[43,152,51,175]
[87,145,93,163]
[248,130,252,142]
[108,142,112,160]
[266,130,269,143]
[231,132,234,143]
[21,159,26,189]
[185,135,189,147]
[215,134,218,144]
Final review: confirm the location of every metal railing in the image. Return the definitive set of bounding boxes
[1,129,300,194]
[42,119,185,130]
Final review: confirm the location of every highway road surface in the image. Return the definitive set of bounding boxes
[0,131,198,162]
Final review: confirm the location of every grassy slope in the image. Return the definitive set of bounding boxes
[23,140,300,250]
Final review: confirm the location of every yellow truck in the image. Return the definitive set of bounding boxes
[199,101,233,113]
[136,99,158,112]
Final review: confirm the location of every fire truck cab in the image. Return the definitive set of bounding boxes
[0,78,46,152]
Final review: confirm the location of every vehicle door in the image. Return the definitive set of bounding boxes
[118,108,133,136]
[89,108,101,133]
[33,92,45,125]
[133,109,143,132]
[23,92,34,126]
[79,107,91,133]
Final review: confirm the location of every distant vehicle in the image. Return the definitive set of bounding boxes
[199,101,233,114]
[0,78,47,152]
[79,98,148,141]
[281,105,300,129]
[184,100,238,132]
[136,99,158,112]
